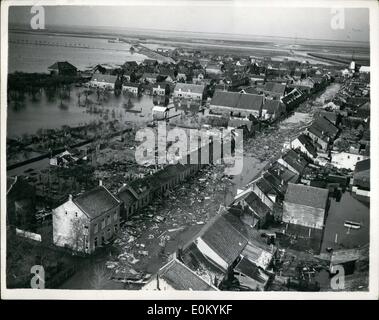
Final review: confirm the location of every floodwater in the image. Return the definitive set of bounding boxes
[321,192,369,252]
[8,32,148,73]
[7,87,182,138]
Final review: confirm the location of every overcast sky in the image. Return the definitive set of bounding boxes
[8,4,369,43]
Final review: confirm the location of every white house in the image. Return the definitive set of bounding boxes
[330,151,369,170]
[122,82,141,95]
[173,83,205,100]
[52,182,121,254]
[88,74,117,90]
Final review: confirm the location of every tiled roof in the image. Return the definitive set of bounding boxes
[199,214,248,267]
[91,74,117,83]
[48,61,77,71]
[310,116,339,138]
[354,158,370,173]
[284,183,329,209]
[159,259,217,291]
[174,83,205,94]
[244,191,271,218]
[235,257,270,284]
[296,134,318,157]
[73,186,120,219]
[117,187,138,206]
[211,91,264,111]
[281,149,308,173]
[264,99,281,114]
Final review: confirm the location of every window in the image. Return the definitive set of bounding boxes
[114,212,118,221]
[94,224,98,233]
[94,237,98,248]
[107,215,111,225]
[358,157,361,161]
[101,219,105,229]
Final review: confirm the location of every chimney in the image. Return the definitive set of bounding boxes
[99,180,103,187]
[68,194,73,201]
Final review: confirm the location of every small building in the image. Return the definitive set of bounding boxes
[88,74,117,90]
[141,73,159,84]
[233,257,270,291]
[262,99,286,122]
[152,83,170,96]
[48,61,77,76]
[50,149,87,167]
[277,149,309,175]
[305,116,339,151]
[290,134,318,159]
[152,105,169,120]
[122,82,142,95]
[142,258,218,291]
[52,182,121,254]
[173,83,205,100]
[258,82,286,100]
[194,214,248,271]
[283,183,329,252]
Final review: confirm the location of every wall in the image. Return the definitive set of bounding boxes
[283,202,325,229]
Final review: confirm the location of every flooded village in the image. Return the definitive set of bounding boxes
[6,24,370,292]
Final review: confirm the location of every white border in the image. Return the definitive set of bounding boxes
[1,0,378,300]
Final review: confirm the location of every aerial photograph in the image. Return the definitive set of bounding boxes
[4,3,371,293]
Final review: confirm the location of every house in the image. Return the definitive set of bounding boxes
[48,61,77,76]
[233,190,272,228]
[194,214,248,271]
[122,82,142,95]
[233,257,270,291]
[242,239,275,271]
[7,176,36,231]
[290,134,318,159]
[141,73,159,84]
[152,83,170,96]
[152,105,169,120]
[262,99,286,122]
[173,83,205,100]
[352,159,370,198]
[52,181,121,254]
[283,183,329,252]
[330,151,369,170]
[249,177,281,210]
[258,82,286,100]
[305,116,339,151]
[142,258,218,291]
[210,91,265,119]
[277,149,309,175]
[88,74,117,90]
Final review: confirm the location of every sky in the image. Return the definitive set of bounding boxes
[8,3,370,43]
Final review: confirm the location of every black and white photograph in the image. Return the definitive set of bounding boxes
[1,0,378,300]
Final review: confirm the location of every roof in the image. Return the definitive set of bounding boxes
[310,116,339,138]
[267,162,299,184]
[241,240,274,270]
[235,257,270,284]
[296,134,318,158]
[244,191,271,218]
[158,259,217,291]
[264,99,281,114]
[354,158,370,173]
[122,82,140,88]
[284,183,328,209]
[281,149,308,174]
[117,187,138,206]
[198,214,248,267]
[48,61,77,71]
[73,186,120,219]
[152,106,169,112]
[174,83,205,94]
[211,91,264,111]
[261,82,286,95]
[91,74,117,83]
